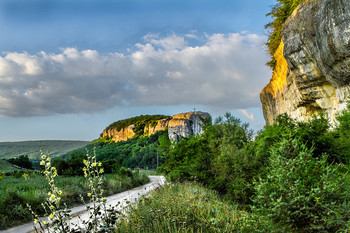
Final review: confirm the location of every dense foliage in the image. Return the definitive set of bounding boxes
[8,155,33,170]
[161,109,350,231]
[265,0,303,69]
[60,130,168,175]
[104,115,171,137]
[161,113,259,205]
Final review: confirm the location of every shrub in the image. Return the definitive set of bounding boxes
[333,103,350,164]
[102,159,120,174]
[8,155,33,170]
[253,136,350,232]
[118,167,133,178]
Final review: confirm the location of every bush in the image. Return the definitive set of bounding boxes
[8,155,33,170]
[102,159,120,174]
[333,104,350,164]
[0,170,3,182]
[118,167,133,178]
[253,136,350,232]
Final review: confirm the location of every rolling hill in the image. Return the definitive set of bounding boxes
[0,159,22,172]
[0,140,89,159]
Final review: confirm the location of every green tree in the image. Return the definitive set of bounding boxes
[8,155,33,169]
[51,158,69,175]
[102,159,120,174]
[253,136,350,232]
[333,103,350,164]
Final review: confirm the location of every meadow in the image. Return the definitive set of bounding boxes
[0,171,149,229]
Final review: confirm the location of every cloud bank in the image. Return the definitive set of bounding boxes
[0,32,271,117]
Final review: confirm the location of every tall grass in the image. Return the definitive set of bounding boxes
[116,182,254,233]
[0,172,149,230]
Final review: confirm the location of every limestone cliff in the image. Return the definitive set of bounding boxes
[168,112,210,142]
[144,118,169,136]
[100,112,210,143]
[100,119,168,142]
[261,0,350,125]
[101,124,136,142]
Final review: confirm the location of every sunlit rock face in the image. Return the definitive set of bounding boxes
[100,119,168,142]
[100,112,211,143]
[168,111,211,142]
[101,124,136,142]
[144,119,169,136]
[261,0,350,125]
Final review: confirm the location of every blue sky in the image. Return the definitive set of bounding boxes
[0,0,275,141]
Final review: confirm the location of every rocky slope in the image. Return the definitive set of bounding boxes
[100,112,210,142]
[261,0,350,125]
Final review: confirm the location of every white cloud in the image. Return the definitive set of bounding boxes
[240,109,256,122]
[0,32,271,117]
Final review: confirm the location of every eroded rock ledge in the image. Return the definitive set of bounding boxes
[261,0,350,125]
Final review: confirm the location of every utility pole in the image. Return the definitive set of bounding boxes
[157,149,159,168]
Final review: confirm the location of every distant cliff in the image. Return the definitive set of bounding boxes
[168,112,210,142]
[261,0,350,124]
[100,112,210,143]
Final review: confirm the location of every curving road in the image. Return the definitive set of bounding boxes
[1,176,165,233]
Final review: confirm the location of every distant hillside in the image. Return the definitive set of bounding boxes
[0,159,22,172]
[0,140,89,159]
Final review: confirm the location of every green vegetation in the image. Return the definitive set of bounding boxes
[0,169,149,229]
[0,140,89,159]
[116,182,251,232]
[161,113,257,205]
[8,155,33,170]
[104,115,171,137]
[159,109,350,232]
[3,107,350,232]
[265,0,303,69]
[0,159,23,172]
[64,130,168,172]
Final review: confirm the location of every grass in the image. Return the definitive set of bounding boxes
[115,182,255,233]
[0,172,149,230]
[0,140,89,159]
[0,159,22,172]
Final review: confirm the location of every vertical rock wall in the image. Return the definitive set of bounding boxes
[261,0,350,125]
[100,112,211,143]
[168,112,210,142]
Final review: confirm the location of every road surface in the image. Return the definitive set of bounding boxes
[1,176,165,233]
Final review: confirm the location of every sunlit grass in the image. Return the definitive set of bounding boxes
[115,182,253,233]
[0,172,149,229]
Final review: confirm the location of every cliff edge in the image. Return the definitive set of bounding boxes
[261,0,350,124]
[100,112,210,143]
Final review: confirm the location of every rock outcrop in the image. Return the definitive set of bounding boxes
[100,112,210,143]
[144,119,169,136]
[168,112,211,142]
[261,0,350,125]
[100,124,136,142]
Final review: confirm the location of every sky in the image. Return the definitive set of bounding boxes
[0,0,275,141]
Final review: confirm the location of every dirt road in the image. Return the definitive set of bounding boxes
[1,176,165,233]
